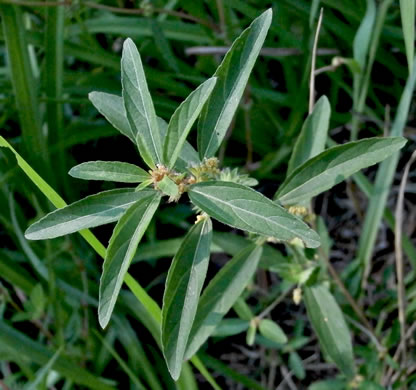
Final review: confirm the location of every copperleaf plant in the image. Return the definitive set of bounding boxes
[24,8,407,381]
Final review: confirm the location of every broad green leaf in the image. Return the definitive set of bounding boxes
[304,284,355,378]
[164,77,217,168]
[162,218,212,380]
[25,188,155,240]
[189,181,320,248]
[185,245,262,359]
[89,91,135,142]
[121,38,163,168]
[400,0,415,73]
[258,319,288,344]
[157,175,179,199]
[197,9,272,159]
[287,96,330,175]
[353,0,376,70]
[275,137,407,205]
[99,192,161,328]
[69,161,150,182]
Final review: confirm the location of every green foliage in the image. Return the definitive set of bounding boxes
[1,1,415,388]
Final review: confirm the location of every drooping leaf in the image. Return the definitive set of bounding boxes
[25,188,156,240]
[164,77,217,168]
[69,161,150,183]
[89,91,135,142]
[121,38,163,168]
[99,192,161,328]
[275,137,407,205]
[288,95,330,175]
[197,9,272,159]
[162,218,212,380]
[189,181,320,248]
[185,245,262,359]
[258,319,288,344]
[400,0,415,73]
[304,284,355,378]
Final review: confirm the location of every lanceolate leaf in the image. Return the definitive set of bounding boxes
[287,96,330,175]
[258,319,288,344]
[69,161,150,183]
[99,192,161,328]
[304,284,355,378]
[275,137,407,205]
[164,77,217,168]
[89,92,135,142]
[189,181,320,248]
[197,9,272,159]
[185,244,262,359]
[121,38,163,168]
[25,189,156,240]
[162,218,212,380]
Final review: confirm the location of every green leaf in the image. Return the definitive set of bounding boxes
[246,320,257,346]
[157,175,179,199]
[275,137,407,205]
[189,181,320,248]
[69,161,150,183]
[212,319,250,337]
[88,92,135,143]
[162,218,212,380]
[197,9,272,159]
[121,38,163,168]
[353,0,376,70]
[25,188,155,240]
[164,77,217,168]
[185,244,262,359]
[304,284,355,378]
[258,319,288,344]
[289,352,305,380]
[400,0,415,73]
[287,96,330,175]
[99,192,161,328]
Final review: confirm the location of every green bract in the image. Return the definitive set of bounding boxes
[22,8,408,382]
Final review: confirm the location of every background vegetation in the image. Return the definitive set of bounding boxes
[0,0,415,389]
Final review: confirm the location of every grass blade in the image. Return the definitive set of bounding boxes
[400,0,415,73]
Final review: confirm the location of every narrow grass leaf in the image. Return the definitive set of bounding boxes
[276,137,407,205]
[287,95,330,175]
[258,319,288,344]
[358,61,416,281]
[185,245,263,359]
[89,92,135,143]
[164,77,217,168]
[25,188,156,240]
[304,284,355,378]
[189,181,320,248]
[121,38,163,168]
[400,0,415,72]
[353,0,376,70]
[0,321,115,390]
[162,218,212,380]
[99,192,161,328]
[197,9,272,159]
[69,161,150,183]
